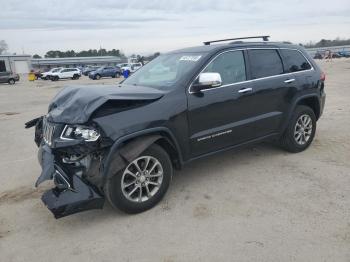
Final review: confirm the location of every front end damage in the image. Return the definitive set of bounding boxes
[26,116,109,218]
[25,85,166,218]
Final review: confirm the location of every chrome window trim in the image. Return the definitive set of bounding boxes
[188,47,314,94]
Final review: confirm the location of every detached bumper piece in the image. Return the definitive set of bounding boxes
[42,171,104,219]
[37,145,104,219]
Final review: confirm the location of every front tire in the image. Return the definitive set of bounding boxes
[279,105,316,153]
[95,74,101,80]
[105,144,172,214]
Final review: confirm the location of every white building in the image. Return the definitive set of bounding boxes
[31,56,123,70]
[0,54,32,74]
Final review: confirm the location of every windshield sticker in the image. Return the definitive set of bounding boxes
[179,55,202,62]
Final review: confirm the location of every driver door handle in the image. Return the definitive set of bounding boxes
[284,78,295,84]
[238,87,253,93]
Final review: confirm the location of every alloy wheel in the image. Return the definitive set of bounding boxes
[121,156,164,203]
[294,114,313,145]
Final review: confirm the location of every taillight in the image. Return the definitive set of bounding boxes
[320,72,326,81]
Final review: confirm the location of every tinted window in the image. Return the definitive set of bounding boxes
[280,49,312,72]
[248,49,283,79]
[203,51,246,85]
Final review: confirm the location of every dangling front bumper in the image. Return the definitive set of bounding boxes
[36,144,104,219]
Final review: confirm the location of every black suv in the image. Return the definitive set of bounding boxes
[26,36,326,218]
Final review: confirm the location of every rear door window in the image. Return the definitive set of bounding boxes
[248,49,283,79]
[280,49,312,72]
[203,50,246,85]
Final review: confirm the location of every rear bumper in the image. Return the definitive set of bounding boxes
[37,145,104,218]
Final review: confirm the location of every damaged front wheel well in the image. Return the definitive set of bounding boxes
[120,132,182,170]
[154,136,181,170]
[104,130,182,184]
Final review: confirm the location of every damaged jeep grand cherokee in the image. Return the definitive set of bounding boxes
[26,36,326,218]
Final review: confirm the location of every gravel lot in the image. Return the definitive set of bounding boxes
[0,60,349,262]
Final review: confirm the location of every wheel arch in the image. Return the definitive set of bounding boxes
[282,94,320,133]
[102,127,183,184]
[296,96,320,120]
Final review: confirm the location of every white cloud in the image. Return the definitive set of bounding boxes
[0,0,349,55]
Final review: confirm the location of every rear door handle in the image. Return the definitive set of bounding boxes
[284,78,295,84]
[238,87,253,93]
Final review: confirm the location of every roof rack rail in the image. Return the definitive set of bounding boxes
[203,35,270,46]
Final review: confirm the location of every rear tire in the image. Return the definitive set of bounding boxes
[279,105,316,153]
[105,144,172,214]
[95,74,101,80]
[72,74,79,80]
[8,79,15,85]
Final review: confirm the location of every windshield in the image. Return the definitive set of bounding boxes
[123,53,204,88]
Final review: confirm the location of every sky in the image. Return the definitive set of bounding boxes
[1,0,349,56]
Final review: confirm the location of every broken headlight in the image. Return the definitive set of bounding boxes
[61,125,100,142]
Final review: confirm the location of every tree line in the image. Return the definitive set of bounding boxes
[32,49,161,64]
[32,48,126,59]
[304,38,350,48]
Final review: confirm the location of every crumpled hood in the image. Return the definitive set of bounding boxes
[47,84,165,124]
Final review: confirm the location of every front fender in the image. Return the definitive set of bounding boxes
[102,127,183,184]
[102,135,162,184]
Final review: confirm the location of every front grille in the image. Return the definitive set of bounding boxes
[43,117,56,146]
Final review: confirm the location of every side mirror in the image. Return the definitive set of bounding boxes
[191,72,222,93]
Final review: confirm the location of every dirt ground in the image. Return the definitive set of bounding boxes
[0,60,349,262]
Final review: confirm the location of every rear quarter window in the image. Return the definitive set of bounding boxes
[280,49,312,72]
[248,49,283,79]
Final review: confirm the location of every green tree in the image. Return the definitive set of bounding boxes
[33,54,42,58]
[44,48,126,58]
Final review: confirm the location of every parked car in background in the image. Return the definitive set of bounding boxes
[0,71,20,85]
[82,66,100,76]
[50,68,81,81]
[121,62,143,73]
[338,51,350,58]
[88,66,121,80]
[313,52,323,59]
[41,68,62,80]
[117,63,129,68]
